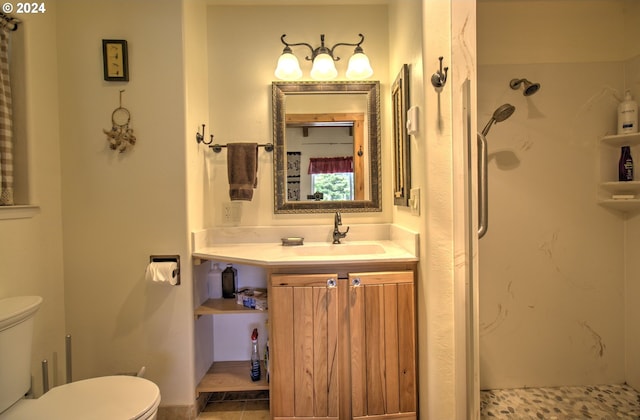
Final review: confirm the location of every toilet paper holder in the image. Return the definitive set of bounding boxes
[150,255,181,285]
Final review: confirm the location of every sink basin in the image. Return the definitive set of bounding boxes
[293,243,386,257]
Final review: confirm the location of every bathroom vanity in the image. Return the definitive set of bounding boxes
[269,266,416,419]
[192,225,419,419]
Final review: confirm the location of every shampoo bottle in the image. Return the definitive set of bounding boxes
[618,90,638,134]
[619,146,634,181]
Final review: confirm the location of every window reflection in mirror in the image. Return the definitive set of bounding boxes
[285,112,365,202]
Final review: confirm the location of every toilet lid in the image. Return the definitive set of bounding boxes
[4,376,160,420]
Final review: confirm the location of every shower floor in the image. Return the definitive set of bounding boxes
[480,383,640,419]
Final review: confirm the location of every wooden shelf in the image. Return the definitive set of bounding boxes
[197,361,269,393]
[195,298,267,315]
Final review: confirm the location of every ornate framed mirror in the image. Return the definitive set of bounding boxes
[272,81,381,213]
[392,64,411,206]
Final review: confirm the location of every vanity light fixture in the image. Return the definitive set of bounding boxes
[274,33,373,81]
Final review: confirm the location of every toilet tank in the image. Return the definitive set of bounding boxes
[0,296,42,414]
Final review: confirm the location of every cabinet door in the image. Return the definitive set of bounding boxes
[271,273,340,419]
[349,271,417,419]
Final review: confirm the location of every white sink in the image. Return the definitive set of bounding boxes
[292,243,386,257]
[192,225,419,266]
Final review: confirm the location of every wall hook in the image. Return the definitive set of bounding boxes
[196,124,214,145]
[431,56,449,89]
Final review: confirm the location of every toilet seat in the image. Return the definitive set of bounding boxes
[1,375,160,420]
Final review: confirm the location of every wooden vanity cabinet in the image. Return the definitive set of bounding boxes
[270,268,417,420]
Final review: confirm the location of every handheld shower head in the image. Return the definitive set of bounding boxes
[481,103,516,136]
[510,78,540,96]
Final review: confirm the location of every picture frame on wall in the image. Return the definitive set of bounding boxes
[102,39,129,81]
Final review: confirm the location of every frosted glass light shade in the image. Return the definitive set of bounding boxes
[346,52,373,80]
[310,53,338,80]
[275,52,302,80]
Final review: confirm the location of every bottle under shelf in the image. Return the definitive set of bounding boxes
[197,361,269,393]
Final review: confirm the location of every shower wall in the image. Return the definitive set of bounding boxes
[624,59,640,391]
[478,0,640,390]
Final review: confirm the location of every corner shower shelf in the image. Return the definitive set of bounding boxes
[598,132,640,212]
[194,299,269,395]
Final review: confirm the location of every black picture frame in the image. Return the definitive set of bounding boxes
[102,39,129,82]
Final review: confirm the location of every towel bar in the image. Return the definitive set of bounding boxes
[195,124,273,153]
[210,143,274,153]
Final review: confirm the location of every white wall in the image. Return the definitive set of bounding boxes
[184,0,217,394]
[478,0,636,390]
[56,0,194,408]
[205,4,390,227]
[478,0,628,66]
[623,0,640,392]
[0,6,67,397]
[390,0,474,418]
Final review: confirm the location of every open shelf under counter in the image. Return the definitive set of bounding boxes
[195,298,267,315]
[197,361,269,393]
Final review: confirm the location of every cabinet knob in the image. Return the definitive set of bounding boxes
[327,278,337,288]
[351,278,361,287]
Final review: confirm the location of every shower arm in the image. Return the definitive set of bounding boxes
[478,132,488,239]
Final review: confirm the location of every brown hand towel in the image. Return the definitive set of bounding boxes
[227,143,258,201]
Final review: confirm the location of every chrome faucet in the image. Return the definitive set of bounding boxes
[332,212,349,244]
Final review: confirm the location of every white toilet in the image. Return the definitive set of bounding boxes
[0,296,161,420]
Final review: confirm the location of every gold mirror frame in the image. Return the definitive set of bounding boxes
[272,81,381,214]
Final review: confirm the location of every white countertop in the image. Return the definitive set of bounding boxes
[192,224,419,267]
[193,240,418,266]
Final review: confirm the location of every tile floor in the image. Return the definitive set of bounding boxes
[198,384,640,419]
[480,383,640,419]
[197,391,270,420]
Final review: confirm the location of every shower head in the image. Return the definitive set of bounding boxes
[510,78,540,96]
[481,103,516,136]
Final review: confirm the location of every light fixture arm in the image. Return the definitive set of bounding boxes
[326,33,366,61]
[280,33,366,62]
[280,34,315,60]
